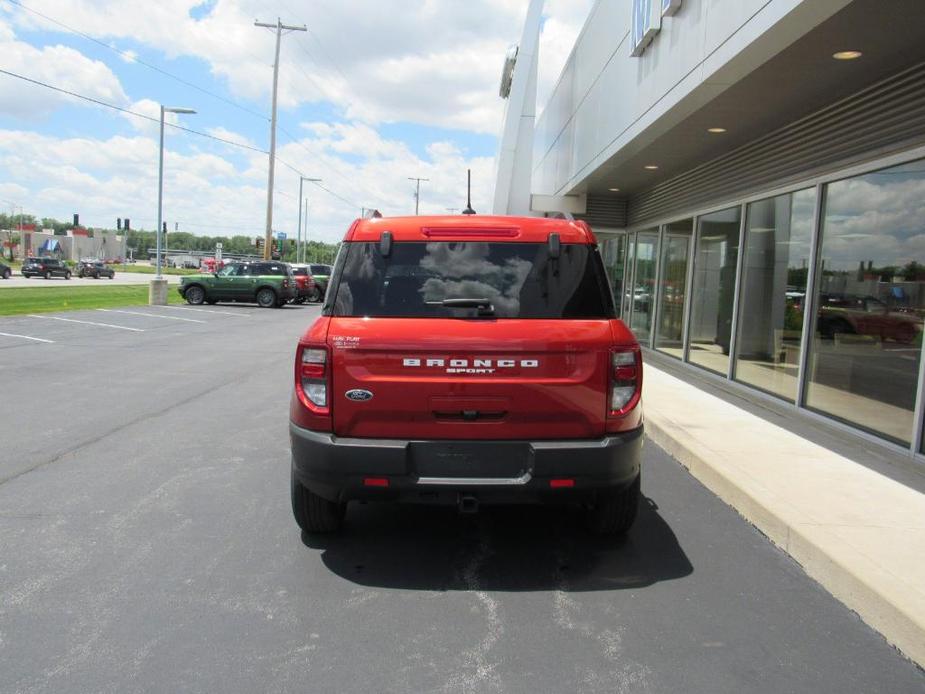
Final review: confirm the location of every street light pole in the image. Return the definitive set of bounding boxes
[297,175,321,264]
[153,105,196,304]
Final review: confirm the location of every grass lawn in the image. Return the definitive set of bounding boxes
[0,285,184,316]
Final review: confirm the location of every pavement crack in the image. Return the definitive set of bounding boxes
[442,523,505,693]
[0,375,246,487]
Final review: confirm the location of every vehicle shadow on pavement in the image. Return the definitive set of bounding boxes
[301,497,692,592]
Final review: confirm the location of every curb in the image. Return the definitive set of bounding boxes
[645,414,925,668]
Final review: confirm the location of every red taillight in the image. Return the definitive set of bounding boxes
[363,478,389,488]
[296,345,329,413]
[609,348,642,416]
[550,479,575,489]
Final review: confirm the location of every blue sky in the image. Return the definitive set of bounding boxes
[0,0,590,242]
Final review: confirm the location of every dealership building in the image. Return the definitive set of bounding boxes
[500,0,925,455]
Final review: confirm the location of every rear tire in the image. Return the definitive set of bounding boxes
[185,285,206,305]
[44,271,51,280]
[64,271,71,280]
[2,269,10,279]
[308,287,322,303]
[256,287,277,308]
[585,474,640,536]
[291,470,344,533]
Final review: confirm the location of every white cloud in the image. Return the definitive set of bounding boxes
[0,121,493,244]
[4,0,591,134]
[0,1,594,239]
[0,20,128,118]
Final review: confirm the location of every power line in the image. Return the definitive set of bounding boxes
[276,123,370,201]
[275,158,360,210]
[0,67,270,155]
[0,68,364,215]
[5,0,269,122]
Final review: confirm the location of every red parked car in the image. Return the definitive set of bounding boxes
[289,215,643,535]
[288,263,321,303]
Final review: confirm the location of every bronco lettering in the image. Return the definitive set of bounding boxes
[403,358,540,369]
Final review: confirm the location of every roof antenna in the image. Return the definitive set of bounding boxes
[462,169,476,215]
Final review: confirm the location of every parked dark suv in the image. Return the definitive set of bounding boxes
[22,257,71,279]
[290,216,643,535]
[179,261,296,308]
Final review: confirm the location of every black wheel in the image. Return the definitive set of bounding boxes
[64,271,71,280]
[2,269,9,279]
[256,287,277,308]
[108,273,114,279]
[291,467,344,533]
[307,286,322,303]
[585,474,640,536]
[185,285,206,305]
[44,271,51,280]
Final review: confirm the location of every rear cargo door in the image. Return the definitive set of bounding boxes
[328,318,613,440]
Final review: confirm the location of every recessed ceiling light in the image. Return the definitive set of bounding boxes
[609,187,621,192]
[644,165,659,170]
[707,127,727,133]
[833,50,862,60]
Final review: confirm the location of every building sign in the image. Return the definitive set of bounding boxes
[632,0,661,56]
[662,0,682,17]
[633,0,681,56]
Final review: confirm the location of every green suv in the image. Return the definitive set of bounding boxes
[178,261,296,308]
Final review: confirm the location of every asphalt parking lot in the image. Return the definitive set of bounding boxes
[1,303,923,693]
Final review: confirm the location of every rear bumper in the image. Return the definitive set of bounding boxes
[290,424,643,505]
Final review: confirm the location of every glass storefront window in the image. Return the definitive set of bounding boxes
[629,231,658,345]
[622,237,636,319]
[601,235,628,318]
[688,207,742,374]
[806,160,925,446]
[655,219,693,359]
[734,190,815,401]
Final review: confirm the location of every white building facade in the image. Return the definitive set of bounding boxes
[531,0,925,455]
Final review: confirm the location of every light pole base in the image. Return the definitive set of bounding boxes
[149,278,168,306]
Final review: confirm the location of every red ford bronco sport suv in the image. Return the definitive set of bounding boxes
[290,215,643,535]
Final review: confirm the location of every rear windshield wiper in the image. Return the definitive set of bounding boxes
[426,298,495,316]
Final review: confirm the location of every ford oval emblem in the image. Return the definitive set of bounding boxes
[345,389,374,402]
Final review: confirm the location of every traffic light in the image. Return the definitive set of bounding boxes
[117,218,122,231]
[124,218,130,231]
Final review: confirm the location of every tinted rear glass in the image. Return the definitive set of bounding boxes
[330,241,614,319]
[310,265,331,274]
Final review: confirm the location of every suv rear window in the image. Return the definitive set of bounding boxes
[330,241,614,319]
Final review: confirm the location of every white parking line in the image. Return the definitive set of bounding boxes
[159,305,250,317]
[27,314,144,332]
[0,331,55,344]
[97,309,206,323]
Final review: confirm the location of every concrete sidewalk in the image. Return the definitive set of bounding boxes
[644,363,925,667]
